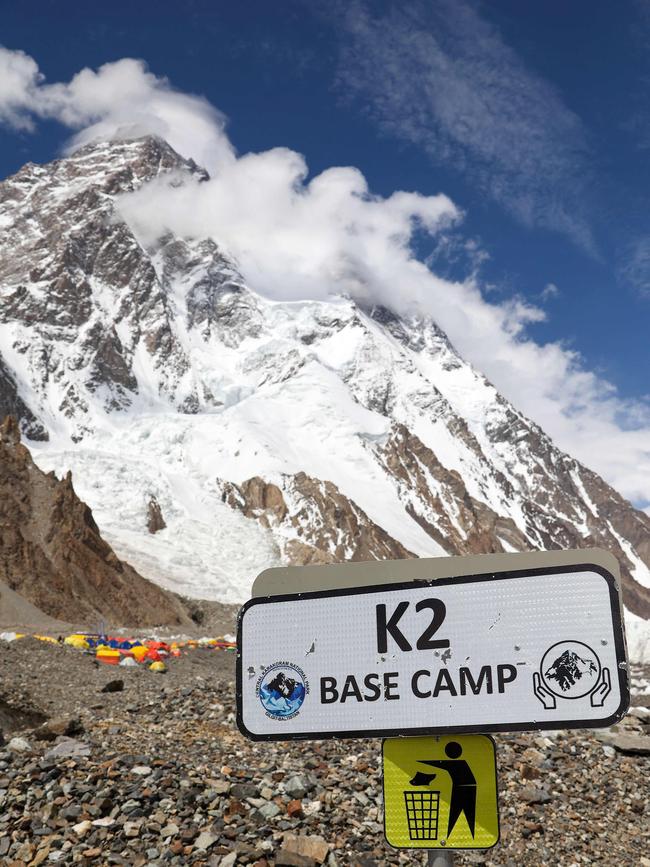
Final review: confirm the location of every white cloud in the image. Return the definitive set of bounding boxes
[328,0,594,250]
[0,47,42,130]
[119,149,459,305]
[0,47,234,172]
[618,236,650,296]
[1,46,650,506]
[541,282,560,300]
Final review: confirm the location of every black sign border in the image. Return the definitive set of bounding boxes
[236,562,630,742]
[381,733,500,851]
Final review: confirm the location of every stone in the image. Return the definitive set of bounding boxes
[258,802,281,820]
[220,853,237,867]
[32,717,84,741]
[92,817,114,827]
[132,765,152,775]
[275,851,317,867]
[44,739,90,760]
[161,822,179,838]
[522,820,544,838]
[101,679,124,693]
[611,734,650,755]
[15,842,35,860]
[629,706,650,720]
[520,764,542,780]
[72,820,92,837]
[521,747,545,767]
[231,782,257,799]
[195,831,217,850]
[287,799,304,817]
[284,776,307,799]
[7,736,31,753]
[282,834,329,864]
[147,496,166,533]
[30,846,51,866]
[519,786,551,805]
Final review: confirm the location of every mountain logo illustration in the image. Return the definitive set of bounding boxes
[539,641,601,700]
[545,650,597,692]
[256,662,309,720]
[266,671,298,699]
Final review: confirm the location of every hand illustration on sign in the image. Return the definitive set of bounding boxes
[589,667,611,707]
[532,671,556,709]
[533,640,611,710]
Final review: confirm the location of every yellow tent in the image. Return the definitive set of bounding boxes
[131,645,149,662]
[64,635,90,650]
[149,660,167,673]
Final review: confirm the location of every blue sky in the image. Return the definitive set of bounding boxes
[0,0,649,504]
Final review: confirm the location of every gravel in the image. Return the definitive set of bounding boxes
[0,638,648,865]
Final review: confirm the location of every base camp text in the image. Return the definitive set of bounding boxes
[320,663,519,703]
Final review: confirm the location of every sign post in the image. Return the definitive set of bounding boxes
[237,554,628,740]
[237,549,629,857]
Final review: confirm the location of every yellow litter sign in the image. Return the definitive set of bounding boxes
[383,735,499,850]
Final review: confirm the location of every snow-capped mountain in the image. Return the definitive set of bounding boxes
[0,136,648,656]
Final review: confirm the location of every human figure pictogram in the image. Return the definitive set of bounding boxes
[418,741,477,838]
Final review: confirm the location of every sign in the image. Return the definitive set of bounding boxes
[236,555,629,740]
[383,735,499,850]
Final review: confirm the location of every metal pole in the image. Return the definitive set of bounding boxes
[427,851,454,866]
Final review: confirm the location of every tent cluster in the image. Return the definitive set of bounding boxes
[0,631,236,673]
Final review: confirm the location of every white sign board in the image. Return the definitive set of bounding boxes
[237,562,629,740]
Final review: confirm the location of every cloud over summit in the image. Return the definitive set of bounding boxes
[0,48,234,172]
[0,45,649,506]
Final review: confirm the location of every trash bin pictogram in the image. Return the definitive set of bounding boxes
[404,789,440,840]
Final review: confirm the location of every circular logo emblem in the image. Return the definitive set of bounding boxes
[540,640,601,699]
[256,662,309,720]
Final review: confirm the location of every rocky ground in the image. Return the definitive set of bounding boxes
[0,638,648,866]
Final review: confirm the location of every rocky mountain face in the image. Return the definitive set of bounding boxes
[0,135,648,650]
[0,415,188,626]
[220,474,411,566]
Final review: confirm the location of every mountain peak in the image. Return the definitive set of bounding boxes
[0,143,648,658]
[1,134,206,208]
[67,133,209,182]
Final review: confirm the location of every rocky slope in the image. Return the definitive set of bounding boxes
[0,416,188,627]
[0,135,648,652]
